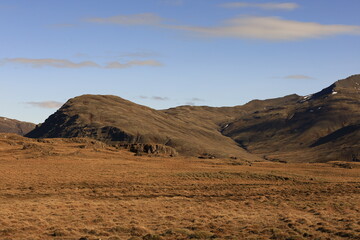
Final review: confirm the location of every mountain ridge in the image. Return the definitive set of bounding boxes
[27,94,259,160]
[0,117,35,136]
[26,75,360,162]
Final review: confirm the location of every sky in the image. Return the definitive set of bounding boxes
[1,0,360,123]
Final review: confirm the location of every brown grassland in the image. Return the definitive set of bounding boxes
[0,133,359,240]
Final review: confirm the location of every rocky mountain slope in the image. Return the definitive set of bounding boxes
[0,117,35,136]
[26,75,360,162]
[221,75,360,162]
[26,95,259,160]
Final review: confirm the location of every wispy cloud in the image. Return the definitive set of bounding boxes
[86,13,165,26]
[5,58,99,68]
[3,58,162,69]
[26,101,63,109]
[174,16,360,41]
[284,75,315,80]
[105,60,162,69]
[152,96,169,101]
[139,96,170,101]
[190,97,204,102]
[86,13,360,41]
[220,2,299,10]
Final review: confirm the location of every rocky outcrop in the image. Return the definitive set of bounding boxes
[127,143,178,156]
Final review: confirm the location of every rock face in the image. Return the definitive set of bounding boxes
[127,143,178,156]
[26,75,360,162]
[0,117,35,136]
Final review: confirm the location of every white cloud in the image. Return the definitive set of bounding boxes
[87,13,165,26]
[174,16,360,41]
[138,96,170,101]
[4,58,162,69]
[26,101,63,109]
[105,60,163,69]
[5,58,99,68]
[86,13,360,41]
[284,75,315,80]
[152,96,169,101]
[220,2,299,10]
[191,97,204,101]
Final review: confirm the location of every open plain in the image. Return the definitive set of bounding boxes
[0,133,359,240]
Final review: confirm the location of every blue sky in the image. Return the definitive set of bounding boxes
[1,0,360,123]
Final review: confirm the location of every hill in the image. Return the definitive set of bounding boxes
[26,75,360,162]
[0,117,35,135]
[26,95,259,160]
[222,75,360,162]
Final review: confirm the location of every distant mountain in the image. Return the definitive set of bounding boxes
[0,117,35,136]
[221,75,360,162]
[26,75,360,162]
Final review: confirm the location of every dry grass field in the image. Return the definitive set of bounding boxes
[0,134,359,240]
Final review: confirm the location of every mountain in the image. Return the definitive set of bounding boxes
[26,75,360,162]
[221,75,360,162]
[26,95,259,160]
[0,117,35,136]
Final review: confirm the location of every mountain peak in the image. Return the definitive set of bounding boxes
[335,74,360,89]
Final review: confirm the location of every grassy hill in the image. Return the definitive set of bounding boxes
[26,75,360,162]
